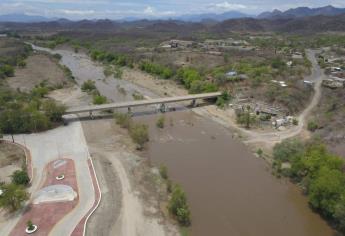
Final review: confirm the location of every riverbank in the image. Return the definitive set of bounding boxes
[29,44,335,236]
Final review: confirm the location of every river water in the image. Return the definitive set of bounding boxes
[32,44,335,236]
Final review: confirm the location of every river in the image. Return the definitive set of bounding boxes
[31,44,335,236]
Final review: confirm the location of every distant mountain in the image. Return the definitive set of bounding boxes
[0,14,55,23]
[176,11,251,22]
[258,5,345,19]
[213,13,345,33]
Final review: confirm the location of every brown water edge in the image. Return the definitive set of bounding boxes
[135,111,335,236]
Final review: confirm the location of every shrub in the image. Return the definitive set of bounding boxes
[132,92,144,101]
[168,185,191,226]
[307,121,318,132]
[129,123,149,150]
[257,148,263,157]
[81,80,96,92]
[27,220,35,230]
[140,61,173,79]
[0,65,15,77]
[114,112,132,129]
[273,139,304,162]
[236,106,256,129]
[31,86,49,98]
[159,165,168,180]
[93,95,107,105]
[43,100,66,122]
[0,183,29,212]
[11,170,30,186]
[156,116,165,129]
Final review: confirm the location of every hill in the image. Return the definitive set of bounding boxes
[258,5,345,19]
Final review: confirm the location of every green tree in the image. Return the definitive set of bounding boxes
[309,167,345,217]
[81,80,96,92]
[114,112,132,129]
[0,65,15,77]
[129,123,149,150]
[236,106,256,129]
[307,121,318,132]
[156,116,165,129]
[334,196,345,233]
[168,185,191,226]
[93,95,107,105]
[11,170,30,186]
[31,86,49,98]
[43,100,66,122]
[0,184,29,212]
[159,165,168,180]
[273,139,304,162]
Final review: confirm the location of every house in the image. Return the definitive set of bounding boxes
[303,80,314,87]
[273,118,287,128]
[226,71,237,78]
[331,67,342,72]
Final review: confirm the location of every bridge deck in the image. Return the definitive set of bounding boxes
[65,92,221,114]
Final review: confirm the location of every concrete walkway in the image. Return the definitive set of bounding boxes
[4,115,95,236]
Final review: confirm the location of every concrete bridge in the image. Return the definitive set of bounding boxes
[65,92,221,115]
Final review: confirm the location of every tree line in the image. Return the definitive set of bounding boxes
[0,87,66,134]
[273,139,345,233]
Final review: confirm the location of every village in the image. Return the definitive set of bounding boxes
[318,47,345,88]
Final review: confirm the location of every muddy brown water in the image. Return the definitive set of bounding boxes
[137,111,335,236]
[32,44,335,236]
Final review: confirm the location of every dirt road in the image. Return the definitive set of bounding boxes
[29,43,179,236]
[194,50,324,146]
[82,119,178,236]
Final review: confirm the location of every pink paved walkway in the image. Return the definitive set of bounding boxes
[10,158,78,236]
[71,159,101,236]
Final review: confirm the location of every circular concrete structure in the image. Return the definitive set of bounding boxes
[56,175,65,180]
[25,225,38,234]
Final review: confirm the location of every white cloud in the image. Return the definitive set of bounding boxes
[209,1,248,11]
[58,9,95,15]
[144,6,155,15]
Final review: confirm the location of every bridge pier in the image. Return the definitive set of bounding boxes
[160,103,166,113]
[127,107,132,114]
[191,99,196,107]
[89,111,94,119]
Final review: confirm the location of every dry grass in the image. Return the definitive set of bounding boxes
[7,53,71,92]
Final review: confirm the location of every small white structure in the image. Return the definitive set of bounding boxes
[286,61,293,67]
[25,224,38,234]
[226,71,237,77]
[56,175,65,180]
[0,189,3,196]
[303,80,314,85]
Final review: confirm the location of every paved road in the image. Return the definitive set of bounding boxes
[4,115,95,236]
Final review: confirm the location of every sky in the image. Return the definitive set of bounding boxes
[1,0,345,20]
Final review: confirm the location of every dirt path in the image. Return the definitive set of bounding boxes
[199,50,323,146]
[82,119,179,236]
[123,50,323,148]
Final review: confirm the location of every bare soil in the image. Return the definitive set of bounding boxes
[0,142,25,183]
[122,68,187,97]
[7,53,71,92]
[146,51,226,69]
[81,118,178,236]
